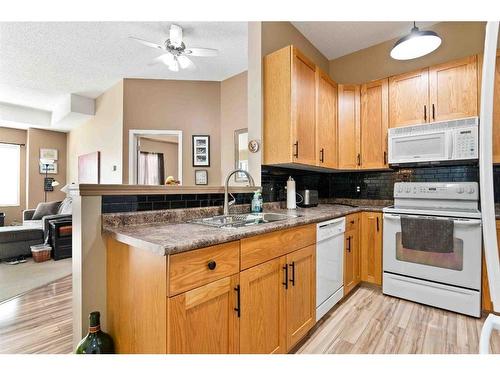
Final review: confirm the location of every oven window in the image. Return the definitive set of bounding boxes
[395,232,463,271]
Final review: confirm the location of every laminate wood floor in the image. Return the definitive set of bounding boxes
[297,285,500,354]
[0,275,72,354]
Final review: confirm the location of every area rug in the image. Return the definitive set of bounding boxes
[0,258,72,303]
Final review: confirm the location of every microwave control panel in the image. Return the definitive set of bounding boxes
[453,126,478,160]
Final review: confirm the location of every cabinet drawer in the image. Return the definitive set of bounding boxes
[168,241,240,296]
[240,224,315,270]
[345,213,359,231]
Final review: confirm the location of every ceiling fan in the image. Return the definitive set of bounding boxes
[129,24,219,72]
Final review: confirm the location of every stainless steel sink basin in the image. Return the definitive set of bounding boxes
[189,212,300,228]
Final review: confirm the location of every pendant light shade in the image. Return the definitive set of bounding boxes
[390,22,442,60]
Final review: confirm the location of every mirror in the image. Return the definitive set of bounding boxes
[131,131,183,186]
[234,128,249,182]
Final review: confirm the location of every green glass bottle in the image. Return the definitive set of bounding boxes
[75,311,115,354]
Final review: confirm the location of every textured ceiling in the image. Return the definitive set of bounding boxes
[0,22,248,115]
[292,21,438,60]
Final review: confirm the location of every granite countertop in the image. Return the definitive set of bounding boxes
[104,203,387,256]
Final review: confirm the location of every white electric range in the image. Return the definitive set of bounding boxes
[382,182,482,317]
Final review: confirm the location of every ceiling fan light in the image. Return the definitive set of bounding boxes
[390,27,442,60]
[177,55,191,69]
[168,59,179,72]
[158,53,175,65]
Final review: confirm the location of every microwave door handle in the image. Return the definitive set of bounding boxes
[449,132,454,159]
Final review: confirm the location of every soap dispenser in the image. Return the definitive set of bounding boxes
[251,189,263,213]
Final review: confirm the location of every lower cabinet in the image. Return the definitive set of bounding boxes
[167,275,240,354]
[344,213,361,296]
[360,212,383,285]
[239,245,316,353]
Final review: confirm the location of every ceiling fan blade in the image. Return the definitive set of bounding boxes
[169,24,183,48]
[185,47,219,57]
[148,53,171,66]
[168,59,179,72]
[129,36,165,50]
[178,55,196,71]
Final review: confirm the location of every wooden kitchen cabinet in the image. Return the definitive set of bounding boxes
[360,78,389,169]
[389,68,429,128]
[344,213,361,295]
[360,212,383,285]
[263,46,317,166]
[167,275,240,354]
[429,55,478,122]
[285,245,316,350]
[337,84,361,169]
[316,69,338,168]
[239,257,287,354]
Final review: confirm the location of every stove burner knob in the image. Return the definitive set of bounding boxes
[467,186,475,194]
[405,186,411,193]
[397,186,403,193]
[456,187,464,194]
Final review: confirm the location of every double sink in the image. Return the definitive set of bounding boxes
[190,212,300,229]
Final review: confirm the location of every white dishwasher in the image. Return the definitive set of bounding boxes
[316,217,345,321]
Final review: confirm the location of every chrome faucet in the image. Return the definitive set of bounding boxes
[224,169,255,216]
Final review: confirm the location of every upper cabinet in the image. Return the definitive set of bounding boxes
[263,46,317,166]
[316,69,338,168]
[263,46,337,169]
[337,84,361,169]
[389,56,478,128]
[389,68,429,128]
[429,55,478,122]
[361,78,389,169]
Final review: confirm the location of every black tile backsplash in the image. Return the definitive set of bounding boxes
[262,164,481,202]
[102,164,500,214]
[102,192,254,214]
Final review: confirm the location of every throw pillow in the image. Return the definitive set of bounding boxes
[57,197,73,215]
[32,201,61,220]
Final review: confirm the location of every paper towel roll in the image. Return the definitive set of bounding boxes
[287,176,296,209]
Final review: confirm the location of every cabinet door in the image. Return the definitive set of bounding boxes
[316,69,338,168]
[360,212,383,285]
[338,84,361,169]
[389,68,429,128]
[292,48,317,165]
[344,214,360,296]
[361,78,389,169]
[240,257,287,354]
[285,245,316,350]
[167,275,240,354]
[429,55,478,122]
[478,50,500,163]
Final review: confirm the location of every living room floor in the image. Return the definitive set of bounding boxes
[0,275,72,354]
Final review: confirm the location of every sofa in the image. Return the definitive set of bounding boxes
[0,198,72,261]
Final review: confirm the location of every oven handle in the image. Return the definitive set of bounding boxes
[384,213,481,226]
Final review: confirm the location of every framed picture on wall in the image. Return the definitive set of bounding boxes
[192,135,210,167]
[40,162,58,174]
[40,148,58,161]
[195,170,208,185]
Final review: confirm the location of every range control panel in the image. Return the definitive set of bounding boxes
[393,182,479,200]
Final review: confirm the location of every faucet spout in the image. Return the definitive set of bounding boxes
[224,169,255,216]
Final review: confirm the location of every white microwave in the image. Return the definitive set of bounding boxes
[388,117,479,165]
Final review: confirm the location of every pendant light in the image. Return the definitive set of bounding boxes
[390,22,442,60]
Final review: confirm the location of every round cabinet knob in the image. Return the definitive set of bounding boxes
[207,260,217,270]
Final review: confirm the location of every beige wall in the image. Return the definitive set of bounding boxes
[67,81,123,184]
[0,127,27,224]
[123,78,221,186]
[139,138,179,182]
[220,71,248,185]
[262,22,330,72]
[26,128,67,208]
[329,22,498,84]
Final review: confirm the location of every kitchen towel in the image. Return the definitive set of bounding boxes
[400,215,454,253]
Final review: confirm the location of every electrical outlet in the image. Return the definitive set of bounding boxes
[356,185,361,193]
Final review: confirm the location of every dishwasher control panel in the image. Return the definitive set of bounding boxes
[317,217,346,242]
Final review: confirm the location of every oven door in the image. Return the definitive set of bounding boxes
[389,131,451,164]
[383,213,482,290]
